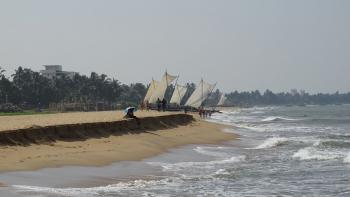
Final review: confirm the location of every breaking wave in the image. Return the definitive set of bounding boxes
[148,155,246,171]
[314,140,350,148]
[194,146,231,157]
[13,178,181,197]
[261,116,298,122]
[254,137,289,149]
[344,153,350,163]
[292,147,344,161]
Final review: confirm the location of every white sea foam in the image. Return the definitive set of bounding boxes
[214,169,230,175]
[344,152,350,163]
[13,178,180,197]
[148,155,245,171]
[261,116,297,122]
[235,124,269,132]
[250,111,264,114]
[254,137,289,149]
[292,147,343,161]
[194,146,230,157]
[235,122,325,134]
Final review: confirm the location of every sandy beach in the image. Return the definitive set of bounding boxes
[0,111,236,172]
[0,111,178,131]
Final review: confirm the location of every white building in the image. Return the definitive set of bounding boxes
[40,65,78,79]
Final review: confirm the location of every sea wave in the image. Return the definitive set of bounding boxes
[214,168,231,176]
[261,116,298,122]
[344,152,350,163]
[314,140,350,148]
[250,111,265,114]
[148,155,246,171]
[13,178,181,197]
[194,146,231,157]
[235,122,339,134]
[254,137,289,149]
[292,147,343,161]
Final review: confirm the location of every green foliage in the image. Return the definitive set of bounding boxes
[0,66,147,108]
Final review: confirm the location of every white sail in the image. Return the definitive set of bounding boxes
[185,80,215,108]
[143,79,159,102]
[148,72,177,103]
[217,93,227,106]
[170,84,187,105]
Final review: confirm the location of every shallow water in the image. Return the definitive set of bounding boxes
[2,105,350,196]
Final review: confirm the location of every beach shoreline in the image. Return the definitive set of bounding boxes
[0,111,237,172]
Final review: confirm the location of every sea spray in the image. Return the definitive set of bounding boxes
[261,116,298,122]
[254,137,289,149]
[344,152,350,163]
[292,147,343,161]
[148,155,246,171]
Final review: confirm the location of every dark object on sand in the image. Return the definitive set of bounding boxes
[124,106,140,126]
[124,107,137,119]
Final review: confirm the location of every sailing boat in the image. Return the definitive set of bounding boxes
[148,71,177,104]
[169,84,188,105]
[143,72,217,112]
[217,93,227,107]
[185,79,216,108]
[143,79,159,103]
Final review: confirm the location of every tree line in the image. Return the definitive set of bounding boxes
[0,66,147,108]
[0,66,350,109]
[222,89,350,107]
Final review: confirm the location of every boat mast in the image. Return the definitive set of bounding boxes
[201,78,203,107]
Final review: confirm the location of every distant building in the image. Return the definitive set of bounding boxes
[40,65,78,79]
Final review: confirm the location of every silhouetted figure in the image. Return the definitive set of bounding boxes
[198,106,204,118]
[162,98,167,112]
[124,106,140,125]
[184,106,188,114]
[124,107,138,119]
[146,100,150,111]
[156,98,161,111]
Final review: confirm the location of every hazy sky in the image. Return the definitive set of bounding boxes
[0,0,349,93]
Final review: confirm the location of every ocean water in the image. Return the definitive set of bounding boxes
[3,105,350,196]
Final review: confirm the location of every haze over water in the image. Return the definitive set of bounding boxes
[2,105,349,196]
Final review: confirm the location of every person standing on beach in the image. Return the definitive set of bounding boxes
[162,98,167,112]
[146,100,150,111]
[157,98,161,111]
[198,106,204,118]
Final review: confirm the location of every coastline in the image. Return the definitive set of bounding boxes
[0,112,237,172]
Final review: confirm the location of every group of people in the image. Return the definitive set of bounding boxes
[139,98,167,112]
[156,98,167,112]
[198,106,212,119]
[129,99,213,120]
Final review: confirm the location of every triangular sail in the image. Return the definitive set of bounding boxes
[148,72,177,103]
[217,93,227,106]
[185,80,215,108]
[143,79,159,102]
[170,84,187,105]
